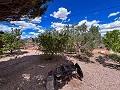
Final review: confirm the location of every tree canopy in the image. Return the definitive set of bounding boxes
[37,23,102,60]
[0,29,24,53]
[62,23,101,51]
[103,30,120,52]
[0,0,53,21]
[0,31,4,54]
[38,30,69,58]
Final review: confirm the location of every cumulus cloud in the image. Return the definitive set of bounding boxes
[24,35,32,38]
[100,20,120,29]
[0,24,17,32]
[30,17,41,23]
[50,7,71,20]
[78,19,120,36]
[10,21,41,31]
[10,20,44,38]
[78,20,100,29]
[51,19,120,36]
[38,29,45,33]
[29,32,39,36]
[108,12,120,18]
[51,22,66,31]
[99,20,120,35]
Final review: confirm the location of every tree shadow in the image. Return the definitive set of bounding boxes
[103,63,120,70]
[96,56,120,70]
[73,55,93,63]
[11,50,29,56]
[0,50,28,58]
[0,54,75,90]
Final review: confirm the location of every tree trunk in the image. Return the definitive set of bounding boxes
[0,50,3,54]
[10,49,13,54]
[76,42,81,55]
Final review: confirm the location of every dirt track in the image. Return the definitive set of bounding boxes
[60,57,120,90]
[0,50,120,90]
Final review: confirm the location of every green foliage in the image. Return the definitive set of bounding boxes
[38,23,101,59]
[0,31,4,54]
[103,30,120,52]
[83,25,101,50]
[0,29,23,53]
[63,23,101,52]
[0,0,53,21]
[11,28,22,38]
[38,30,69,59]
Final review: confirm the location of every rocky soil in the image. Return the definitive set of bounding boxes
[0,50,120,90]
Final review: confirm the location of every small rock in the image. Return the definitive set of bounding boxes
[22,74,30,81]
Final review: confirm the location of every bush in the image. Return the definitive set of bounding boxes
[38,31,69,60]
[103,30,120,52]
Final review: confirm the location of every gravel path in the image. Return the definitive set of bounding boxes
[59,57,120,90]
[0,50,69,90]
[0,50,120,90]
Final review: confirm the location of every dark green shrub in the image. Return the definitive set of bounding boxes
[38,31,69,60]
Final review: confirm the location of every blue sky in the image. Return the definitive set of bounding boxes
[0,0,120,38]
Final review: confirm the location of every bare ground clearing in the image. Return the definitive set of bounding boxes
[0,50,120,90]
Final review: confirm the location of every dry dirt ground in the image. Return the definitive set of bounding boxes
[0,50,120,90]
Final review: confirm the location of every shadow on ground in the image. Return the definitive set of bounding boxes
[0,54,73,90]
[0,50,28,58]
[96,56,120,70]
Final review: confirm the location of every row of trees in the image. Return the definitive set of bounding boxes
[1,23,119,57]
[0,29,24,54]
[38,23,120,59]
[38,23,102,59]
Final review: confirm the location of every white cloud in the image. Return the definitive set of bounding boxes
[78,20,100,29]
[50,7,71,20]
[38,29,45,33]
[51,22,66,31]
[30,17,41,23]
[115,17,120,21]
[77,20,120,36]
[99,20,120,35]
[108,12,120,18]
[20,16,42,23]
[10,21,41,31]
[51,19,120,36]
[29,32,39,36]
[0,24,17,32]
[24,35,31,38]
[100,20,120,29]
